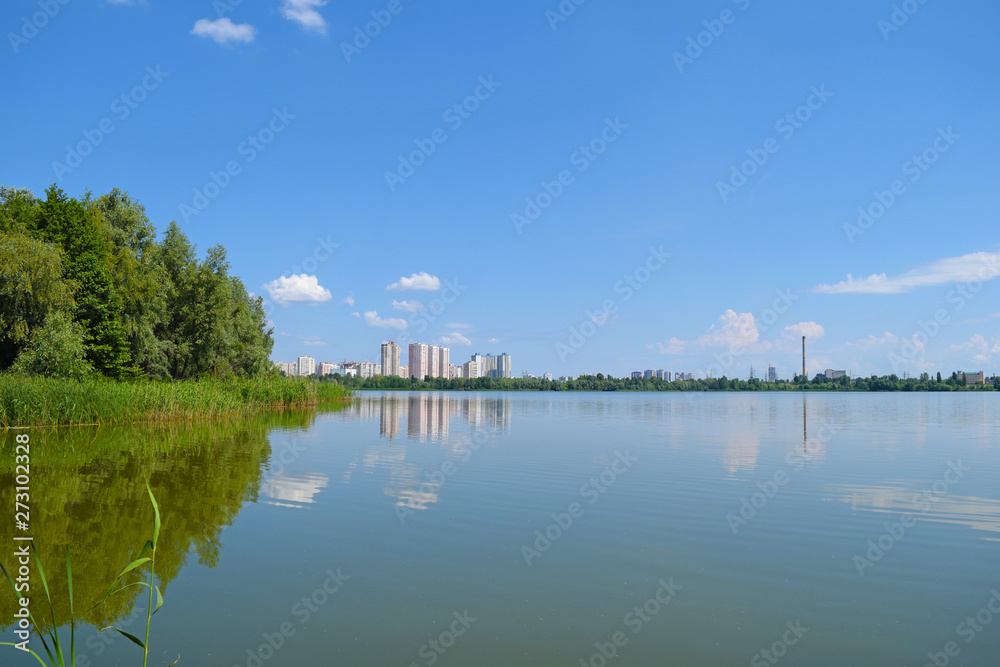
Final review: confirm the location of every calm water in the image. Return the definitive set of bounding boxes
[2,392,999,666]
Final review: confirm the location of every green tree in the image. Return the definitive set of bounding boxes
[90,189,169,377]
[11,311,93,379]
[35,186,132,377]
[0,230,76,369]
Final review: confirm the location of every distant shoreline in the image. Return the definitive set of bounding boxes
[329,374,996,394]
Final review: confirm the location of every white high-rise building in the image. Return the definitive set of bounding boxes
[358,362,382,379]
[297,355,316,377]
[427,345,441,379]
[381,342,401,377]
[409,343,429,380]
[439,346,450,379]
[318,362,339,377]
[464,360,479,379]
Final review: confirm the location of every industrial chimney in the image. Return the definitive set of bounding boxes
[802,336,806,380]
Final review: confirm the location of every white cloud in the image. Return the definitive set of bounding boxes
[439,332,472,346]
[948,335,1000,364]
[386,272,441,291]
[341,295,355,306]
[364,311,408,331]
[280,0,328,34]
[962,311,1000,324]
[191,18,257,44]
[446,323,473,329]
[847,332,900,351]
[351,312,360,318]
[303,340,327,347]
[648,337,685,355]
[813,250,1000,294]
[263,274,331,306]
[783,322,825,341]
[649,313,824,356]
[697,310,761,349]
[391,299,424,313]
[487,338,499,344]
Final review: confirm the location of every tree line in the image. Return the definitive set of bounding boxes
[328,372,995,392]
[0,185,273,380]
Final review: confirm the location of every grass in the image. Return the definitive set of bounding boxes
[0,376,352,427]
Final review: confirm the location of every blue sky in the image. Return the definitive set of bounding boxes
[3,0,999,378]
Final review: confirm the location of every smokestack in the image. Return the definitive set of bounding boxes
[802,336,806,380]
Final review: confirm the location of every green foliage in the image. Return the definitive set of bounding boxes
[0,186,274,383]
[36,186,132,378]
[0,230,76,369]
[10,312,94,380]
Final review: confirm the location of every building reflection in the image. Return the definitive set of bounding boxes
[344,393,511,441]
[344,393,512,515]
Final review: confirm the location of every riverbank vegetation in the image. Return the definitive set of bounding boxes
[0,376,350,427]
[334,372,996,393]
[1,185,272,379]
[0,185,351,426]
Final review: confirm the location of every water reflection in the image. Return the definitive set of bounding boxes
[261,471,329,508]
[0,409,327,632]
[825,484,1000,541]
[341,393,512,442]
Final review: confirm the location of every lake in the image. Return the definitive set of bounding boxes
[2,391,999,666]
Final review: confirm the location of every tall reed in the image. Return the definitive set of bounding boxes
[1,485,174,666]
[0,376,352,427]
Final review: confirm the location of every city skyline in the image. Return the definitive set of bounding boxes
[275,342,515,380]
[275,341,995,383]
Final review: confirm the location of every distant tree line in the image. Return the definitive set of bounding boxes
[327,371,995,392]
[0,185,273,380]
